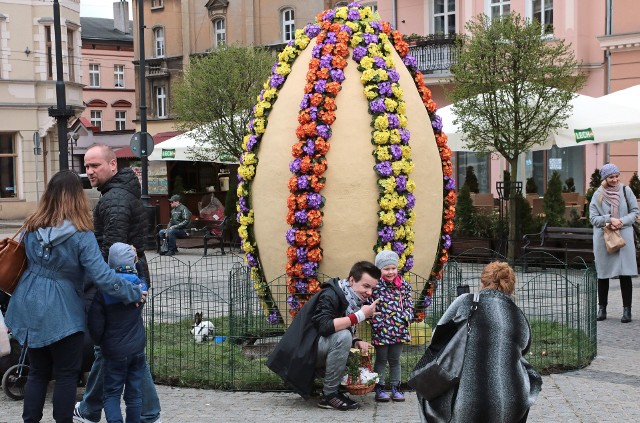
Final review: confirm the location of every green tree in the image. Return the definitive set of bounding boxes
[543,171,566,226]
[172,45,275,161]
[629,172,640,198]
[463,166,480,193]
[449,13,585,260]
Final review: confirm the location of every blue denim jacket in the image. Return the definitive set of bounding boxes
[5,221,142,348]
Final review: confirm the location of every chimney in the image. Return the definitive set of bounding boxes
[113,1,130,34]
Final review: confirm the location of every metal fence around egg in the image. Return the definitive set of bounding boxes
[143,249,596,391]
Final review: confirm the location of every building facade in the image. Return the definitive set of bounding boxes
[0,0,83,219]
[75,3,136,172]
[131,0,379,136]
[377,0,640,196]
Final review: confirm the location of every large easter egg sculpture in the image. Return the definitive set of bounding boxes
[237,4,455,323]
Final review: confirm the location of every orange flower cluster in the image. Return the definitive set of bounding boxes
[285,21,350,317]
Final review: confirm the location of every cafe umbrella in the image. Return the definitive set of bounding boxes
[438,91,640,152]
[148,126,238,164]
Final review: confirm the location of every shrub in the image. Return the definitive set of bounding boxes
[526,177,538,195]
[563,177,576,193]
[629,172,640,198]
[585,168,601,204]
[543,171,565,226]
[463,166,480,193]
[454,185,476,237]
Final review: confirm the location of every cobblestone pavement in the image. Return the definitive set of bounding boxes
[1,222,639,422]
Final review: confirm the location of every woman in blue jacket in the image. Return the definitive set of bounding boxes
[5,170,145,423]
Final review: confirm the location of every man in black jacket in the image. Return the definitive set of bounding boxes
[74,144,161,423]
[267,261,380,411]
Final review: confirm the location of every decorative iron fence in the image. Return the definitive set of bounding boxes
[143,248,596,390]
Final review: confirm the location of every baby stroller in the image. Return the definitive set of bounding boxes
[1,333,27,400]
[1,331,95,401]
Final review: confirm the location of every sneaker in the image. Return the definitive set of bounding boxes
[391,384,405,402]
[73,403,98,423]
[375,384,390,402]
[317,391,360,411]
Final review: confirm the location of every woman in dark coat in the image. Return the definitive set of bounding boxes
[418,262,542,423]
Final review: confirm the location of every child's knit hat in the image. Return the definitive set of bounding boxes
[108,242,136,269]
[375,250,399,269]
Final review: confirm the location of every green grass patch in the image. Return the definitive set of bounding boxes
[527,319,595,374]
[146,317,595,390]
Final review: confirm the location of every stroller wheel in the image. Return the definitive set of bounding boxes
[2,364,29,400]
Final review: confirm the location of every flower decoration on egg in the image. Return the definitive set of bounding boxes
[238,2,456,320]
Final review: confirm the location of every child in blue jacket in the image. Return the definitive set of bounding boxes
[88,242,147,423]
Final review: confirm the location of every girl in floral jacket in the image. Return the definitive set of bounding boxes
[370,250,414,402]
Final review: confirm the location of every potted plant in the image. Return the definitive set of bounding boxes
[629,172,640,198]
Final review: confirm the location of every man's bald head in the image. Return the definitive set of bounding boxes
[84,144,118,188]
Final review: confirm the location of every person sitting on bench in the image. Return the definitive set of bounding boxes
[158,195,192,256]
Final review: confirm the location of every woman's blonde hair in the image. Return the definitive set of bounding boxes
[480,261,515,295]
[24,170,94,232]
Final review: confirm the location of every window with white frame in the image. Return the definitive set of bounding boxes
[115,111,126,131]
[489,0,510,18]
[367,3,378,13]
[282,8,295,42]
[155,86,167,118]
[151,0,164,8]
[0,134,18,198]
[154,27,165,58]
[89,63,100,87]
[532,0,553,35]
[214,18,226,47]
[90,110,102,130]
[434,0,456,34]
[114,64,125,88]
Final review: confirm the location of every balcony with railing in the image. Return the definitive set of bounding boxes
[145,59,169,78]
[406,33,460,77]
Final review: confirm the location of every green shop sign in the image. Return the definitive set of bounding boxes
[161,149,176,159]
[574,128,594,143]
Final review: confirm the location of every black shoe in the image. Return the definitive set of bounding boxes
[621,307,631,323]
[317,391,360,411]
[597,306,607,321]
[165,250,177,256]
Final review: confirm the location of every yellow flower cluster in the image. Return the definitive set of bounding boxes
[378,176,396,194]
[391,159,414,176]
[238,164,255,180]
[379,192,408,211]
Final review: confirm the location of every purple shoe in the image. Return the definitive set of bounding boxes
[375,384,390,402]
[391,384,405,402]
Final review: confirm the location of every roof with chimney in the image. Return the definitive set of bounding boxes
[80,17,134,42]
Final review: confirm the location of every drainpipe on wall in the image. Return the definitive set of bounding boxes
[604,0,612,163]
[392,0,397,29]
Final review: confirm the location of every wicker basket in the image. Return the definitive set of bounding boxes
[344,351,376,395]
[345,383,376,396]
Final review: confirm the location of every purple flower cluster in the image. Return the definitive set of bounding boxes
[378,226,395,242]
[296,246,308,263]
[267,309,280,325]
[370,98,387,114]
[374,161,393,177]
[442,234,452,249]
[302,262,318,277]
[431,114,443,133]
[444,176,456,191]
[287,296,300,311]
[307,193,323,209]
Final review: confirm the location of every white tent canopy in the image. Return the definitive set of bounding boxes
[148,127,237,163]
[600,84,640,112]
[440,91,640,152]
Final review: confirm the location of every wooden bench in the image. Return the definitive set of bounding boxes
[156,217,226,256]
[522,224,593,269]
